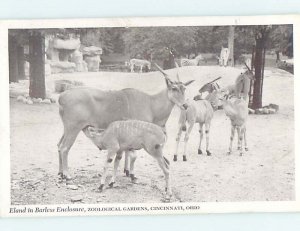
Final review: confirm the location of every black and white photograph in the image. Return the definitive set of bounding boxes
[1,16,298,216]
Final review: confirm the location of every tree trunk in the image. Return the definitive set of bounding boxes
[252,37,264,109]
[17,46,26,80]
[260,47,266,102]
[228,26,235,67]
[29,32,46,99]
[9,35,19,83]
[248,45,255,107]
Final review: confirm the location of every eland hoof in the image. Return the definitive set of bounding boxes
[227,151,232,155]
[98,184,105,192]
[173,155,177,162]
[206,150,212,156]
[108,182,115,188]
[183,155,187,162]
[130,174,138,184]
[61,173,72,181]
[245,147,249,152]
[124,169,130,177]
[164,192,172,202]
[198,149,202,155]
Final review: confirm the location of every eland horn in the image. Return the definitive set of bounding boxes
[208,76,222,84]
[154,63,168,78]
[174,61,181,82]
[244,62,252,72]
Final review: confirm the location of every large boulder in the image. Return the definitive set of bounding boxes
[75,61,88,72]
[52,38,81,50]
[71,50,84,63]
[277,59,294,74]
[54,79,84,93]
[71,50,88,72]
[84,55,101,72]
[82,46,102,56]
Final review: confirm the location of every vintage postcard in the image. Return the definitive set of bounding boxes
[0,15,299,217]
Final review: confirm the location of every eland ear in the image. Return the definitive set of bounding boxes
[91,127,105,134]
[87,126,105,137]
[184,80,195,86]
[97,128,105,133]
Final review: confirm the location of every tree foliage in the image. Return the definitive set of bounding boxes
[268,24,293,57]
[78,28,126,54]
[122,27,198,59]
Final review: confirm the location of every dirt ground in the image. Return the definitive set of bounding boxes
[10,66,295,204]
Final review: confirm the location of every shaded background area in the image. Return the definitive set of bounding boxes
[8,24,293,113]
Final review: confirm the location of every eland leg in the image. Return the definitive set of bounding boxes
[109,151,122,187]
[156,154,172,199]
[99,150,116,192]
[129,151,138,183]
[124,151,130,177]
[244,127,248,151]
[57,134,64,176]
[237,127,243,156]
[58,128,81,180]
[183,123,194,161]
[198,123,204,155]
[205,123,211,156]
[174,126,183,161]
[228,125,235,155]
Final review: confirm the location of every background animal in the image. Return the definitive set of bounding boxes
[127,58,151,73]
[180,54,204,66]
[218,47,230,67]
[223,65,255,101]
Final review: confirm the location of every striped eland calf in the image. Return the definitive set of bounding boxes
[84,120,171,198]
